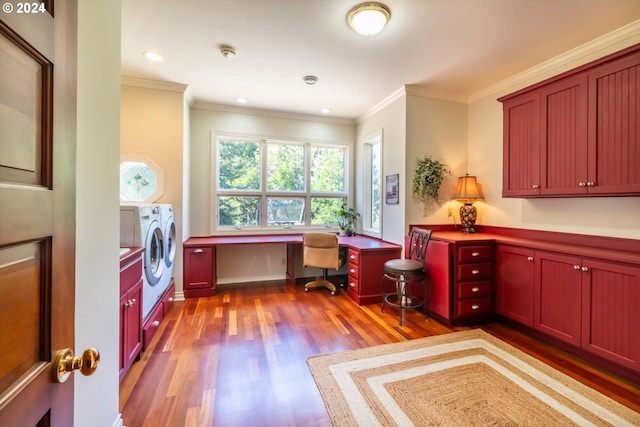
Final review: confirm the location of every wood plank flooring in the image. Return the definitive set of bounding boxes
[120,280,640,427]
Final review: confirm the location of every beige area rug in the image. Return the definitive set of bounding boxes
[307,329,640,427]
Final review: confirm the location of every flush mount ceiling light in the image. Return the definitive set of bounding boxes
[347,2,391,36]
[303,75,318,85]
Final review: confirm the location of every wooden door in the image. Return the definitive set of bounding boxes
[501,91,541,197]
[0,1,79,426]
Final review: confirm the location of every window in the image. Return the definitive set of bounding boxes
[362,131,382,236]
[215,136,348,230]
[119,155,164,202]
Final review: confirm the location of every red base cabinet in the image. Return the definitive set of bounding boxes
[183,246,215,298]
[495,245,535,327]
[119,251,143,382]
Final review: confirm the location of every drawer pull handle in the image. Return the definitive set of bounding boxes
[527,256,534,261]
[168,297,174,302]
[194,249,204,253]
[350,255,356,260]
[152,320,160,327]
[349,282,355,287]
[472,304,480,310]
[471,269,480,275]
[350,269,356,274]
[471,251,480,257]
[471,287,480,292]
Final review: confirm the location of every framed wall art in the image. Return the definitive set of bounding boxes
[386,174,399,204]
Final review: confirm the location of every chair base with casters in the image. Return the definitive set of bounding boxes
[380,228,432,326]
[303,233,345,296]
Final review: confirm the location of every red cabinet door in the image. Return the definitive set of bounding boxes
[495,245,535,327]
[184,247,214,290]
[502,91,542,197]
[539,74,589,196]
[534,251,582,347]
[581,259,640,372]
[587,51,640,195]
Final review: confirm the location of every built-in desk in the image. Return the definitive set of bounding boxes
[183,234,402,304]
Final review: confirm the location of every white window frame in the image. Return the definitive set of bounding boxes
[361,130,382,238]
[211,133,349,233]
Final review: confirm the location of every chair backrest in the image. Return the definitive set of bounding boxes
[407,228,432,263]
[303,233,341,270]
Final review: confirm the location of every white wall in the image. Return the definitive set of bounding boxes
[120,82,186,293]
[355,94,407,245]
[76,0,121,426]
[189,104,355,282]
[468,22,640,240]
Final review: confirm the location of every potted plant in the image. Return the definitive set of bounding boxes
[337,203,360,236]
[412,154,451,203]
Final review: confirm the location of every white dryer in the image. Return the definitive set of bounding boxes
[157,204,176,293]
[120,203,165,319]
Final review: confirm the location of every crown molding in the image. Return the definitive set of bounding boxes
[191,100,356,126]
[469,19,640,103]
[121,75,188,93]
[357,86,406,123]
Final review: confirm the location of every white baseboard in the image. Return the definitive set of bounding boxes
[112,414,124,427]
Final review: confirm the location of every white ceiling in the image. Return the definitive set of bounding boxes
[121,0,640,119]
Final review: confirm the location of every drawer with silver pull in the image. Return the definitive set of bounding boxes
[456,297,492,317]
[458,245,493,263]
[458,280,492,299]
[458,263,492,281]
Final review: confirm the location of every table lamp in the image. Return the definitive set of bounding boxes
[452,174,484,233]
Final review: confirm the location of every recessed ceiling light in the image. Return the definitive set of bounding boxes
[347,2,391,36]
[236,97,248,103]
[321,108,332,114]
[143,51,163,62]
[303,75,318,85]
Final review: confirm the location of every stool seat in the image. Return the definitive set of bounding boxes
[383,259,423,274]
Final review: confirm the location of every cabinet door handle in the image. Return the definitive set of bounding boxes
[586,181,595,187]
[471,269,480,275]
[168,297,174,302]
[130,299,136,305]
[471,287,480,293]
[573,265,581,270]
[124,301,130,308]
[532,184,540,189]
[578,182,586,187]
[194,248,204,253]
[581,266,589,272]
[471,304,480,310]
[152,320,160,327]
[471,251,480,257]
[527,256,534,261]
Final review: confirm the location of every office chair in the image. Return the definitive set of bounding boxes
[380,228,432,325]
[303,233,345,295]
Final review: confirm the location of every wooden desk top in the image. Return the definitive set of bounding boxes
[184,234,402,252]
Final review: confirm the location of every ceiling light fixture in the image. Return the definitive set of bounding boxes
[321,108,332,114]
[303,75,318,85]
[220,45,236,59]
[143,51,163,62]
[347,2,391,36]
[236,97,247,104]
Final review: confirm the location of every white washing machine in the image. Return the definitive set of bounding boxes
[120,203,165,319]
[157,204,176,293]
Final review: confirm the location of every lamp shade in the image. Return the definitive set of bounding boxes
[452,174,484,202]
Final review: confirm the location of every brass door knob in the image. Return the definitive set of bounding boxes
[55,347,100,383]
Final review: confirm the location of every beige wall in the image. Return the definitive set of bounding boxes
[120,83,186,292]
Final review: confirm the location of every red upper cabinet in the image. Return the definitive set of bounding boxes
[500,44,640,198]
[502,91,541,197]
[587,51,640,195]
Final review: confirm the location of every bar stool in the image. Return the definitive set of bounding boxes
[380,228,432,326]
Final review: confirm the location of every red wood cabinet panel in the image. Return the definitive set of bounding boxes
[495,245,535,327]
[587,51,640,195]
[534,251,582,347]
[346,247,401,305]
[424,240,452,320]
[183,247,215,298]
[581,259,640,372]
[119,253,143,382]
[540,74,589,195]
[502,91,541,197]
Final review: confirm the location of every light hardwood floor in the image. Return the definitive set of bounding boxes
[120,280,640,427]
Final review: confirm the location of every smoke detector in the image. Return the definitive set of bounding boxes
[220,45,236,59]
[303,75,318,85]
